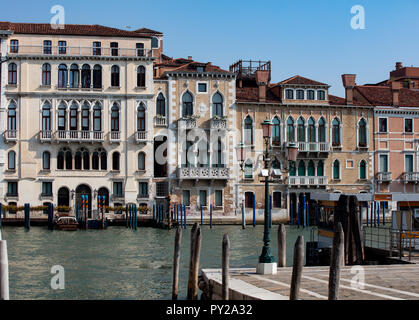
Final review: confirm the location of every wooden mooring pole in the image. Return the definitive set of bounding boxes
[0,240,9,300]
[328,222,344,300]
[278,224,286,268]
[24,204,30,230]
[187,223,202,300]
[222,234,230,300]
[172,226,182,300]
[290,235,304,300]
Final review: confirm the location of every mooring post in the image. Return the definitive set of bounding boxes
[241,202,245,229]
[366,203,369,226]
[290,202,293,227]
[373,201,376,227]
[222,234,230,300]
[126,204,129,228]
[278,224,286,268]
[180,204,183,227]
[0,240,9,300]
[187,223,202,300]
[290,235,304,300]
[377,202,380,226]
[252,194,256,226]
[134,204,138,230]
[24,203,30,230]
[328,222,344,300]
[152,204,156,224]
[48,203,54,230]
[183,205,187,229]
[297,201,301,228]
[0,203,2,228]
[306,202,309,227]
[76,203,79,221]
[210,204,213,229]
[172,226,182,300]
[382,204,385,226]
[200,204,203,226]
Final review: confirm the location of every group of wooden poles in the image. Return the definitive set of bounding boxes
[171,221,347,300]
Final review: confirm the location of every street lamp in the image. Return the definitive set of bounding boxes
[235,142,245,170]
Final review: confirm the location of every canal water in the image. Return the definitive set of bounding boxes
[2,225,315,300]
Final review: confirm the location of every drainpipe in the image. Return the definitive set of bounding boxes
[124,59,128,203]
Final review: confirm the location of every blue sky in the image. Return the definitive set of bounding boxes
[2,0,419,96]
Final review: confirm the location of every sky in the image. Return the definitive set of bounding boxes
[1,0,419,96]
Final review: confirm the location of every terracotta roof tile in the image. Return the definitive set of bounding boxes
[134,27,162,35]
[328,94,346,105]
[354,85,419,107]
[280,75,328,86]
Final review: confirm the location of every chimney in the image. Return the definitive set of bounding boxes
[341,74,356,105]
[188,56,193,60]
[391,81,401,106]
[255,70,271,102]
[395,62,403,70]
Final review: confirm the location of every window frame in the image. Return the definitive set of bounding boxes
[405,118,414,134]
[8,63,17,85]
[378,117,388,133]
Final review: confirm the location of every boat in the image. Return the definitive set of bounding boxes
[55,216,79,231]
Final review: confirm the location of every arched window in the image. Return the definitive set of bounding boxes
[360,160,367,180]
[358,118,367,147]
[111,103,119,132]
[69,64,79,88]
[272,117,281,146]
[111,65,120,87]
[8,151,15,170]
[287,117,295,142]
[285,89,294,99]
[272,158,281,169]
[42,63,51,86]
[57,187,70,207]
[332,117,340,146]
[93,65,102,88]
[333,160,340,180]
[8,101,17,131]
[42,102,51,131]
[317,160,324,176]
[307,160,315,176]
[212,92,223,117]
[318,90,326,100]
[57,151,64,170]
[307,90,315,100]
[81,103,90,131]
[151,37,159,48]
[92,152,99,170]
[83,150,90,170]
[75,151,82,170]
[298,160,306,176]
[93,103,101,131]
[297,117,305,142]
[100,150,107,170]
[244,159,253,179]
[182,91,193,117]
[138,152,145,170]
[296,89,304,100]
[156,93,165,117]
[112,152,120,171]
[65,150,72,170]
[318,117,326,143]
[42,151,50,170]
[58,103,67,131]
[308,117,316,142]
[81,64,91,88]
[137,103,146,132]
[137,66,146,87]
[70,103,78,130]
[244,115,253,146]
[8,63,17,84]
[58,64,67,88]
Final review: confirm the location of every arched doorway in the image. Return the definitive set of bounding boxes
[76,184,92,218]
[97,187,110,212]
[58,187,70,207]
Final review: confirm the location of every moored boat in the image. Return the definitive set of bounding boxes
[55,216,79,231]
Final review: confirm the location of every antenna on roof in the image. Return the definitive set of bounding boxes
[125,26,132,29]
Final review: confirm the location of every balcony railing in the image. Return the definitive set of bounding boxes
[40,130,53,142]
[7,45,154,58]
[55,130,104,142]
[298,142,330,152]
[4,130,18,142]
[109,131,121,142]
[178,167,230,179]
[210,118,227,130]
[178,118,197,130]
[288,176,328,187]
[136,131,147,143]
[377,172,392,183]
[154,116,167,127]
[403,172,419,183]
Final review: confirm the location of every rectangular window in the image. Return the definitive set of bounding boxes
[110,42,119,56]
[245,192,254,208]
[346,160,354,169]
[43,40,52,54]
[113,182,123,197]
[405,118,413,133]
[93,42,101,56]
[379,154,389,173]
[198,83,207,93]
[199,190,207,207]
[136,43,144,56]
[182,190,190,206]
[138,182,148,198]
[10,40,19,53]
[58,41,67,54]
[215,190,223,207]
[379,118,388,133]
[196,66,204,73]
[273,192,282,208]
[7,182,18,196]
[42,182,52,196]
[405,154,414,173]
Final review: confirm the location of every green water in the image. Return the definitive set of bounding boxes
[1,225,315,300]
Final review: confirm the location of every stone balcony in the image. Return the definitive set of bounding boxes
[178,166,230,180]
[210,118,227,130]
[288,176,328,187]
[403,172,419,183]
[55,130,104,143]
[178,118,197,130]
[135,131,147,143]
[40,130,53,143]
[298,142,330,153]
[109,131,121,143]
[154,116,167,127]
[377,172,392,183]
[3,130,18,143]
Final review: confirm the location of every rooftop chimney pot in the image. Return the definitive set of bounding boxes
[341,74,356,105]
[188,56,192,60]
[395,62,403,70]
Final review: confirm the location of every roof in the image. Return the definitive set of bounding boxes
[279,75,328,86]
[236,85,280,103]
[134,27,162,36]
[168,61,232,74]
[354,85,419,107]
[0,22,154,38]
[328,94,347,105]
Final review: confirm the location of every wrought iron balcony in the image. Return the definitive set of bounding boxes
[377,172,392,183]
[178,166,230,180]
[135,131,147,143]
[154,116,167,127]
[403,172,419,183]
[288,176,328,187]
[210,118,227,130]
[3,130,18,142]
[55,130,104,143]
[40,130,53,142]
[109,131,121,143]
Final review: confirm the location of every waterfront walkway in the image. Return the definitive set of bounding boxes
[202,264,419,300]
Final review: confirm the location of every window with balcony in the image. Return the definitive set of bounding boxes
[136,43,144,57]
[138,152,145,170]
[199,190,207,207]
[212,92,223,117]
[58,64,67,88]
[8,63,17,85]
[8,151,15,171]
[43,40,52,54]
[318,117,326,143]
[93,65,102,88]
[138,182,148,198]
[405,154,414,173]
[81,103,90,131]
[273,192,281,208]
[65,150,72,170]
[111,104,120,132]
[182,190,190,206]
[43,151,50,170]
[137,65,146,87]
[332,117,341,146]
[405,118,413,133]
[297,117,305,142]
[289,161,296,176]
[213,138,224,168]
[379,118,388,133]
[244,115,253,146]
[69,103,78,130]
[42,182,53,196]
[112,152,120,171]
[215,190,223,207]
[182,91,194,117]
[58,41,67,54]
[7,181,18,196]
[42,102,51,131]
[42,63,51,86]
[287,117,295,142]
[8,102,17,131]
[317,160,324,176]
[358,118,367,147]
[156,93,166,117]
[297,161,305,176]
[359,160,367,180]
[198,138,209,167]
[307,160,315,176]
[81,64,91,88]
[137,103,146,132]
[93,42,101,56]
[111,65,120,87]
[333,160,340,180]
[272,116,281,146]
[285,89,294,99]
[69,64,79,88]
[75,151,82,170]
[92,148,107,170]
[379,154,388,173]
[110,42,119,56]
[296,90,304,100]
[10,40,18,53]
[308,117,316,142]
[93,103,102,131]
